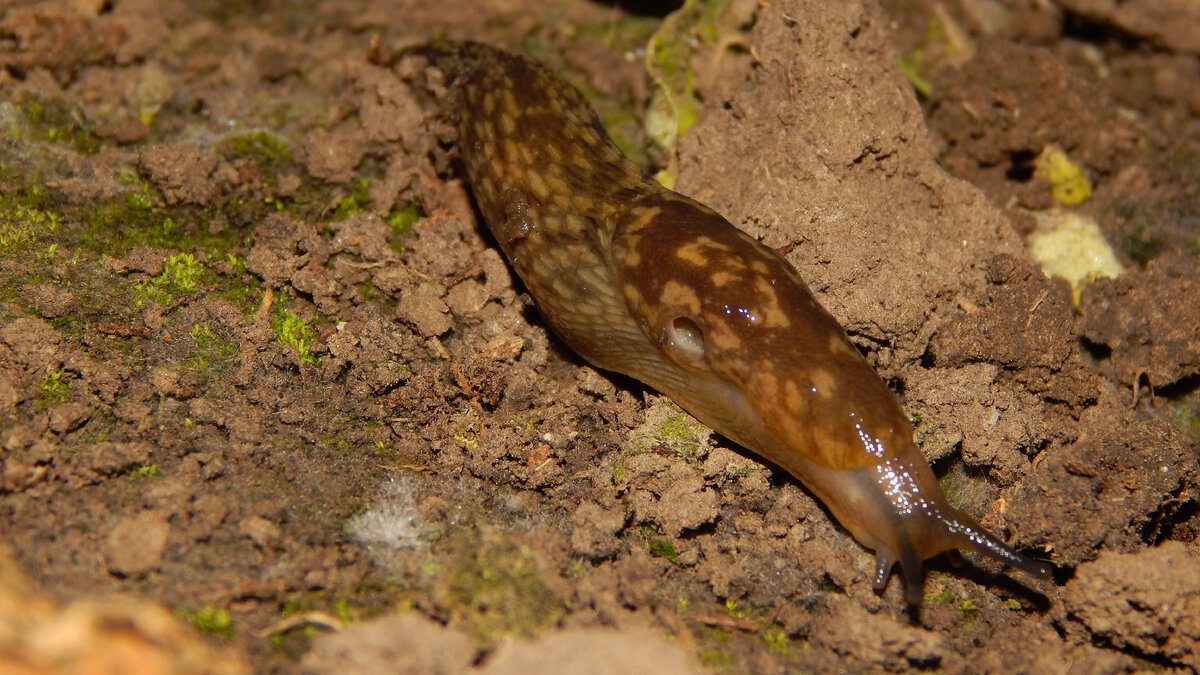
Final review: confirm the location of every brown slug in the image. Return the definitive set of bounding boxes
[406,40,1049,604]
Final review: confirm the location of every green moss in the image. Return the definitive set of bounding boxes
[648,536,683,566]
[1169,401,1200,446]
[646,412,707,459]
[272,307,320,366]
[37,369,71,406]
[699,648,733,668]
[441,526,566,642]
[186,322,239,373]
[611,458,630,482]
[81,185,172,255]
[386,203,422,251]
[79,412,119,444]
[162,252,203,291]
[14,94,102,154]
[333,178,373,220]
[221,130,293,169]
[135,252,205,305]
[181,605,236,641]
[929,586,954,604]
[896,12,974,99]
[332,598,354,624]
[1168,145,1200,182]
[128,463,164,481]
[723,598,750,619]
[897,48,933,99]
[936,460,993,518]
[762,624,792,654]
[76,174,253,262]
[386,203,421,234]
[0,193,62,254]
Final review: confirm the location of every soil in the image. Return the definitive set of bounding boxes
[1,0,1199,673]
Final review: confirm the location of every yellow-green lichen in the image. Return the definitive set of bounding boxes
[645,0,756,188]
[1026,209,1124,302]
[1035,145,1092,206]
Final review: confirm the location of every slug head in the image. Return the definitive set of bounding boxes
[611,199,1048,602]
[611,198,914,473]
[803,441,1050,604]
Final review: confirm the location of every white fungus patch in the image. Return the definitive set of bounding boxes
[348,478,428,556]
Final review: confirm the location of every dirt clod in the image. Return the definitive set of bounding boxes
[1080,252,1200,388]
[105,512,171,578]
[1063,541,1200,669]
[1,0,1198,672]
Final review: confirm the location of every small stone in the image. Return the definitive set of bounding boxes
[569,501,627,558]
[0,374,18,416]
[445,279,489,316]
[239,515,282,549]
[188,495,229,542]
[76,441,151,480]
[397,283,454,337]
[47,402,94,435]
[105,513,170,577]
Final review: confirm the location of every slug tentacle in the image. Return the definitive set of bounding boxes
[406,40,1050,605]
[845,444,1051,604]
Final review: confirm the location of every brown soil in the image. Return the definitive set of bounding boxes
[1,0,1198,673]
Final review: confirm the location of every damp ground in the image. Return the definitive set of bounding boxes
[1,1,1198,673]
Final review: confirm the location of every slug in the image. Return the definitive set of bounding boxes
[405,41,1049,604]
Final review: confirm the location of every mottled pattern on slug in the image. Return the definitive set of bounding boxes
[420,43,656,372]
[410,41,1048,603]
[417,42,910,469]
[607,195,915,472]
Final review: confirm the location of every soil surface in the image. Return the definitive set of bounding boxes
[2,0,1199,673]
